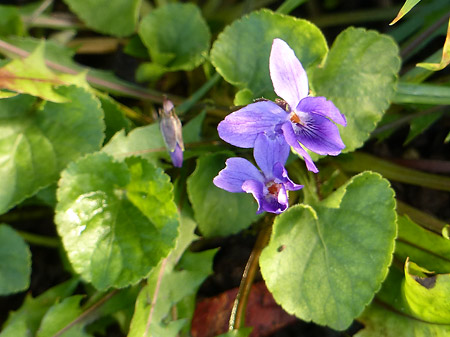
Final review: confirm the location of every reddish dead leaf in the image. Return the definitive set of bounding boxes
[191,281,297,337]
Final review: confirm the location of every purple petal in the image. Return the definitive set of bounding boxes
[241,179,266,214]
[242,180,289,214]
[297,96,346,126]
[169,143,183,167]
[217,101,287,148]
[292,112,345,156]
[253,133,290,178]
[270,38,308,110]
[213,157,263,193]
[272,162,303,191]
[281,122,319,173]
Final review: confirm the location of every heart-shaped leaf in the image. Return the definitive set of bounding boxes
[0,86,104,214]
[55,153,179,290]
[311,27,401,153]
[139,3,210,71]
[260,171,396,330]
[211,9,328,104]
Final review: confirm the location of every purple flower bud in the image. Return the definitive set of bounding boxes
[159,97,184,167]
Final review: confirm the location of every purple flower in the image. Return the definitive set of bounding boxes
[217,38,346,173]
[159,98,184,167]
[213,133,302,214]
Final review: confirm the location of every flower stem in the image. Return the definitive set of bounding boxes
[228,220,273,330]
[177,72,221,115]
[17,230,60,248]
[144,257,168,337]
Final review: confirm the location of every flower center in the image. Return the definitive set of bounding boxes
[289,112,303,125]
[266,181,282,197]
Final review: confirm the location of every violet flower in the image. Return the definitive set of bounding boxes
[217,38,346,173]
[159,98,184,167]
[213,133,302,214]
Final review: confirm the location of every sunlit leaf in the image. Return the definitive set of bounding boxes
[260,172,396,330]
[55,153,179,290]
[356,267,450,336]
[139,3,210,71]
[404,260,450,324]
[187,153,260,237]
[211,9,328,104]
[0,224,31,295]
[417,18,450,71]
[312,27,401,153]
[390,0,421,25]
[0,86,104,214]
[0,44,68,102]
[63,0,141,37]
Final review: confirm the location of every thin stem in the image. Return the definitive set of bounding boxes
[371,106,445,136]
[27,0,54,24]
[51,289,119,337]
[0,38,183,105]
[177,72,221,115]
[144,257,168,337]
[17,231,60,248]
[229,221,273,330]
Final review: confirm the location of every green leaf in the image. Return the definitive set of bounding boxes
[0,5,24,37]
[128,249,216,337]
[139,3,211,71]
[417,18,450,71]
[0,86,104,214]
[0,224,31,295]
[405,110,444,144]
[55,153,179,290]
[260,172,397,330]
[356,266,450,337]
[390,0,421,25]
[311,27,400,153]
[37,295,91,337]
[0,44,69,102]
[97,93,131,142]
[0,278,79,337]
[356,301,450,337]
[186,153,260,237]
[394,82,450,105]
[62,0,140,37]
[211,9,328,104]
[396,216,450,273]
[404,260,450,324]
[102,123,168,166]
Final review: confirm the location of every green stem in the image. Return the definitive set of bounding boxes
[336,152,450,192]
[17,230,60,248]
[229,220,273,331]
[400,11,450,59]
[177,72,221,115]
[0,38,183,105]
